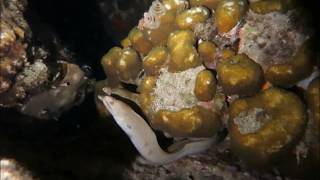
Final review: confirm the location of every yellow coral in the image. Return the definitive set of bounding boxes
[143,46,169,75]
[198,41,217,65]
[215,0,247,33]
[190,0,221,9]
[128,27,153,55]
[229,88,307,167]
[143,11,177,46]
[217,54,264,96]
[194,70,217,101]
[250,0,297,14]
[116,48,142,82]
[100,47,122,86]
[265,41,313,87]
[169,43,201,72]
[154,106,221,137]
[176,7,210,30]
[167,30,196,49]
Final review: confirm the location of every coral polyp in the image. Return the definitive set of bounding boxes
[143,46,169,75]
[217,54,264,96]
[265,41,313,87]
[129,27,153,55]
[194,69,216,101]
[215,0,248,34]
[197,40,217,66]
[176,6,210,30]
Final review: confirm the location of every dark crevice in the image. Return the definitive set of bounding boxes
[25,0,113,81]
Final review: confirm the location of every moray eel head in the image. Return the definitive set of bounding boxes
[98,95,115,113]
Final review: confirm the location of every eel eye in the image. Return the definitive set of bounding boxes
[102,87,112,95]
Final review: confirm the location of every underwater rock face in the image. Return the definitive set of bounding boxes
[98,0,154,43]
[0,0,90,119]
[0,158,35,180]
[0,0,29,106]
[20,63,87,119]
[97,0,319,178]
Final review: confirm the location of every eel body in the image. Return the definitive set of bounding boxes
[99,95,216,165]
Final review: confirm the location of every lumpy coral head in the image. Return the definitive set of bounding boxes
[215,0,247,34]
[249,0,297,14]
[143,46,169,75]
[190,0,221,9]
[194,70,217,101]
[217,54,264,96]
[265,41,314,87]
[138,66,223,137]
[98,0,318,163]
[176,7,210,30]
[154,106,221,137]
[229,88,307,167]
[101,47,142,84]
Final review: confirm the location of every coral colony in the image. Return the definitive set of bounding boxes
[97,0,319,173]
[98,0,319,170]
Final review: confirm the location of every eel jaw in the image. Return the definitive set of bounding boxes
[98,95,115,113]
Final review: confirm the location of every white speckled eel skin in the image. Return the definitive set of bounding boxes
[99,95,216,165]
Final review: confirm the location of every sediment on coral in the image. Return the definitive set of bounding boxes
[233,107,270,134]
[151,66,204,112]
[238,10,310,70]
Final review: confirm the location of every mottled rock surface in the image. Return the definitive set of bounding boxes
[124,139,292,180]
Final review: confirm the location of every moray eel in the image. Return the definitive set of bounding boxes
[99,95,217,165]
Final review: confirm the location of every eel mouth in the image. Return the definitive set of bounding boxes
[98,95,114,112]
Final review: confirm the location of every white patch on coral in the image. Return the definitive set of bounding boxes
[16,60,48,88]
[233,108,271,134]
[238,10,309,70]
[139,0,167,30]
[194,19,217,41]
[152,66,205,112]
